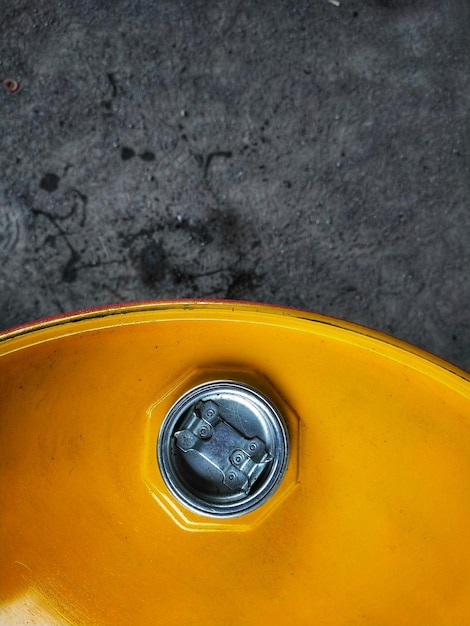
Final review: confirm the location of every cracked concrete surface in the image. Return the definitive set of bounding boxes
[1,0,469,369]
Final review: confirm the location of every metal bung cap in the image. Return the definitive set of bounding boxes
[158,381,289,517]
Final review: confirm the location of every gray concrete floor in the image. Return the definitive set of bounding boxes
[1,0,469,370]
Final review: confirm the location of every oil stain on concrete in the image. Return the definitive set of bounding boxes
[0,0,469,369]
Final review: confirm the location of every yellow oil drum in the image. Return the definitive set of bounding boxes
[1,301,469,626]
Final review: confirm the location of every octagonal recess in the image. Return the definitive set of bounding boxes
[143,367,300,531]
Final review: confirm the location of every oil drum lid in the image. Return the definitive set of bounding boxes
[1,301,469,626]
[158,381,289,517]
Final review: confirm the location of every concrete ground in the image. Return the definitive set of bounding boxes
[1,0,469,370]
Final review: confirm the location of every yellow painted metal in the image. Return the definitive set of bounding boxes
[0,301,469,626]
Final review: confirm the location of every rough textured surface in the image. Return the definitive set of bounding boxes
[1,0,469,370]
